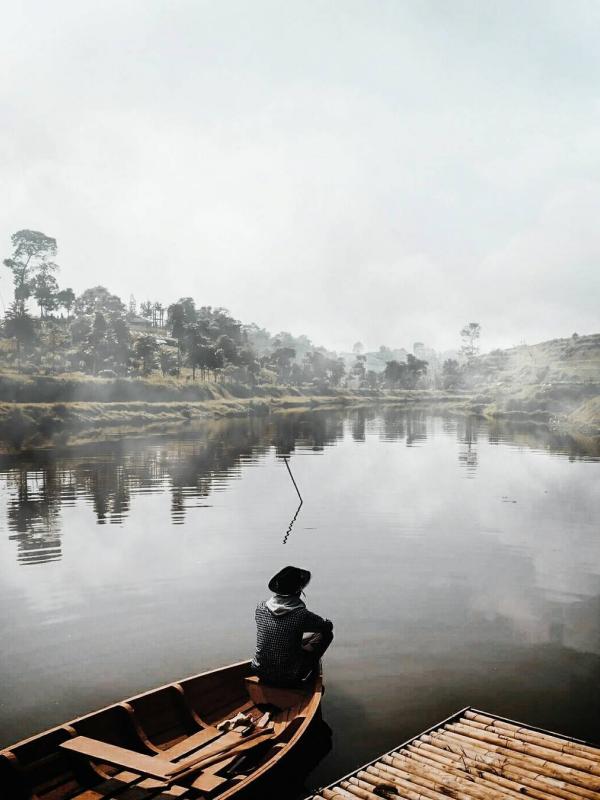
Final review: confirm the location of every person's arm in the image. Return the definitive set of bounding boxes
[301,609,333,634]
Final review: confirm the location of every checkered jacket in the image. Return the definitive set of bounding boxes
[251,601,331,685]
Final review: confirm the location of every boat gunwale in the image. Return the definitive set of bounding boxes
[313,705,600,794]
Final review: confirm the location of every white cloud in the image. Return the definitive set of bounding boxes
[1,0,599,351]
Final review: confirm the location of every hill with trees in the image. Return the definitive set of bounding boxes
[1,229,598,448]
[1,229,431,394]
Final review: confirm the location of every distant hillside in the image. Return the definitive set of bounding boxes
[472,333,600,386]
[468,333,600,438]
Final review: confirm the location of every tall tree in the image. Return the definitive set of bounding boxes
[89,312,108,373]
[134,335,159,375]
[56,288,75,318]
[384,360,404,388]
[3,230,57,315]
[107,314,131,372]
[351,353,367,383]
[3,302,37,368]
[159,347,177,376]
[404,354,428,388]
[32,263,59,317]
[140,300,153,323]
[75,286,125,317]
[269,346,296,382]
[460,322,481,362]
[153,302,164,327]
[442,358,461,390]
[183,323,207,380]
[167,300,196,373]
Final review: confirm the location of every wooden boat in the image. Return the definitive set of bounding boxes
[0,659,323,800]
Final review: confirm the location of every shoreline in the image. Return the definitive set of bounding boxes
[0,391,469,452]
[0,387,598,453]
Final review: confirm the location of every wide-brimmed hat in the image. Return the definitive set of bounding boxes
[268,565,311,595]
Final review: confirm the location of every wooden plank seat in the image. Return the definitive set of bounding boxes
[161,726,222,761]
[60,739,175,781]
[61,725,275,784]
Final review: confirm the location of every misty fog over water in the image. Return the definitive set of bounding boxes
[1,408,598,791]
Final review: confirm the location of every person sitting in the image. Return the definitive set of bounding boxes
[251,566,334,687]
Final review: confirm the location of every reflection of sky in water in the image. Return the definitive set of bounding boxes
[0,409,598,788]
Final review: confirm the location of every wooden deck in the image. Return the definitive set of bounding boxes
[309,707,600,800]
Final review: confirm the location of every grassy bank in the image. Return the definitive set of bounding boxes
[476,381,600,435]
[466,333,600,437]
[0,389,471,451]
[0,360,598,451]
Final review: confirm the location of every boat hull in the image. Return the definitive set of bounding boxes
[0,660,323,799]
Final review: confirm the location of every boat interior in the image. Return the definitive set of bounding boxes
[0,661,322,800]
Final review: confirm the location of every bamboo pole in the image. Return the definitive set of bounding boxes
[401,746,580,800]
[367,762,507,800]
[463,714,600,763]
[391,746,587,800]
[382,750,556,800]
[361,767,444,799]
[459,716,600,764]
[351,769,452,800]
[339,780,384,800]
[407,740,598,800]
[447,723,600,777]
[348,773,439,800]
[349,776,413,799]
[321,788,357,800]
[365,765,467,800]
[429,730,600,792]
[374,758,513,800]
[434,727,600,788]
[380,757,524,800]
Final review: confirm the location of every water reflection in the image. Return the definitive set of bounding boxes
[457,416,479,475]
[283,501,304,545]
[244,716,333,800]
[1,409,598,566]
[1,407,599,787]
[0,413,347,564]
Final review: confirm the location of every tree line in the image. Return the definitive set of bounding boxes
[0,229,486,391]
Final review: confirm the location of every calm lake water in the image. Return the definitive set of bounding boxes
[1,408,599,795]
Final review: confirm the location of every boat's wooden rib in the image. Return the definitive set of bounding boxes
[1,659,323,800]
[309,708,600,800]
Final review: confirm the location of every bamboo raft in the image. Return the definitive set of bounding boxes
[0,660,323,800]
[309,707,600,800]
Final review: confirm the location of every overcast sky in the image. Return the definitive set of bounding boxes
[2,1,599,353]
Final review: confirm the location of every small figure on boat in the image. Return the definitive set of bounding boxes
[251,565,333,687]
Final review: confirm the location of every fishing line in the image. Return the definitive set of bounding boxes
[282,456,303,502]
[281,456,303,544]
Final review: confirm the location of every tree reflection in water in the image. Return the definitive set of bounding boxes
[1,408,597,565]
